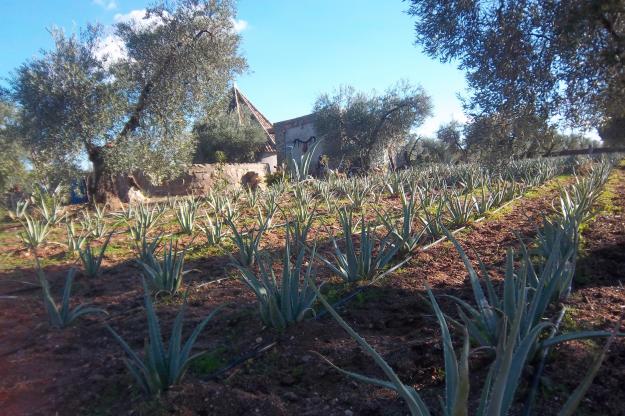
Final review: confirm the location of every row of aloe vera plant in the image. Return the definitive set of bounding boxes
[13,155,614,402]
[227,157,614,334]
[26,155,592,333]
[15,155,592,304]
[303,157,622,415]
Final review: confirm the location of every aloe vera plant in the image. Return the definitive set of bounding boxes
[245,187,260,209]
[234,227,320,330]
[134,234,163,264]
[114,203,135,224]
[443,227,618,358]
[79,233,112,278]
[420,197,446,240]
[472,186,496,215]
[257,202,278,230]
[489,179,516,207]
[315,209,399,282]
[175,198,200,235]
[383,171,405,196]
[286,213,315,247]
[80,209,109,239]
[260,189,280,223]
[128,203,163,241]
[137,240,188,295]
[206,191,231,216]
[377,188,424,255]
[107,280,223,397]
[412,181,433,208]
[310,276,470,415]
[66,220,87,256]
[315,181,336,212]
[18,214,51,249]
[343,177,373,209]
[32,184,65,225]
[8,199,29,221]
[311,277,612,416]
[200,212,227,245]
[36,260,105,329]
[534,215,578,265]
[225,214,269,267]
[444,189,475,227]
[288,139,322,181]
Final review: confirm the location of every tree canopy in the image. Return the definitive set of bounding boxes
[0,95,28,194]
[11,0,247,206]
[313,81,432,169]
[193,110,268,163]
[407,0,625,142]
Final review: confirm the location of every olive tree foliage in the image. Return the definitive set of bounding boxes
[313,81,432,170]
[12,0,247,207]
[462,113,559,164]
[193,109,267,163]
[436,120,465,160]
[407,0,625,143]
[0,95,29,194]
[402,136,451,165]
[598,117,625,147]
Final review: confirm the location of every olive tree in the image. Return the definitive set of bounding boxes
[12,0,247,208]
[408,0,625,138]
[0,95,28,194]
[313,81,432,170]
[193,110,267,163]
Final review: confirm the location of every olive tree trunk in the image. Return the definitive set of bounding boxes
[87,146,128,210]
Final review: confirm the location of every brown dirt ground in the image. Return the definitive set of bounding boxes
[0,170,623,416]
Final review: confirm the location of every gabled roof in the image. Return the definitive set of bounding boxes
[230,85,277,153]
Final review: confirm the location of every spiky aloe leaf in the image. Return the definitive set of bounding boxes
[79,232,112,278]
[36,258,105,329]
[107,280,223,397]
[309,278,432,416]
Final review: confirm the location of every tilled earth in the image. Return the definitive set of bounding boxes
[0,170,623,416]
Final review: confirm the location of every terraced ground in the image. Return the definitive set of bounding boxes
[0,159,623,416]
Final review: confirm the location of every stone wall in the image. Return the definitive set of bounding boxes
[134,163,271,197]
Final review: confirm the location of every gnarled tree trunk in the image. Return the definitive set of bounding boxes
[87,145,128,210]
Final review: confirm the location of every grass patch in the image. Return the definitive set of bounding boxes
[190,346,229,375]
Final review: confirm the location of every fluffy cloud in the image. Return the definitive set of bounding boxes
[230,18,248,33]
[114,9,248,33]
[93,33,127,66]
[93,0,117,11]
[93,8,248,65]
[113,9,165,30]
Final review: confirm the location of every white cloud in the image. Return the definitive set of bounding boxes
[94,8,247,64]
[94,8,164,65]
[93,0,117,11]
[114,9,165,30]
[114,9,247,33]
[230,18,248,33]
[93,34,127,66]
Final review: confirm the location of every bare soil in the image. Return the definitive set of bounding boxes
[0,171,623,416]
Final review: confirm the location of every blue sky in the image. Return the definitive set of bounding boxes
[0,0,468,136]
